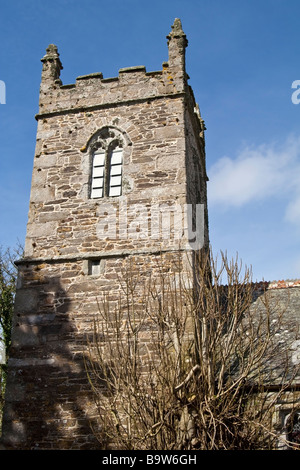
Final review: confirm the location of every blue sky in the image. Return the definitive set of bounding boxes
[0,0,300,282]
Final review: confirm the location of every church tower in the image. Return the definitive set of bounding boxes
[1,19,209,449]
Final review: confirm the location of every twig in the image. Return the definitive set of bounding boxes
[175,364,201,391]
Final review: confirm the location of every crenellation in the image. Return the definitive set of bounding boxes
[38,42,188,116]
[76,72,103,81]
[118,65,146,74]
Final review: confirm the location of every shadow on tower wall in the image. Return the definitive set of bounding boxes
[1,264,103,450]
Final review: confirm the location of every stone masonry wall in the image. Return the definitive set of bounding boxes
[3,251,189,449]
[26,96,190,259]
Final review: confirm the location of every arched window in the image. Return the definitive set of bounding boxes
[84,126,129,199]
[286,411,300,448]
[278,409,300,449]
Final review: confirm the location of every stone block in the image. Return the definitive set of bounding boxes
[14,288,39,313]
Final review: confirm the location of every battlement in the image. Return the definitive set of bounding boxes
[38,61,186,117]
[38,19,189,117]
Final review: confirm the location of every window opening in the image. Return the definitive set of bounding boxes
[91,145,123,199]
[108,147,123,197]
[287,411,300,448]
[88,259,101,276]
[91,150,105,199]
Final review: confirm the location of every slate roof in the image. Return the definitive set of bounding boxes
[250,281,300,387]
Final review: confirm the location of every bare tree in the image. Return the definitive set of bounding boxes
[86,249,299,450]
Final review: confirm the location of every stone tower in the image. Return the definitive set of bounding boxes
[1,19,209,449]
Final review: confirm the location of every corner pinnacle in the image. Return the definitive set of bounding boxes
[172,18,184,34]
[41,44,63,69]
[40,44,63,85]
[168,18,186,39]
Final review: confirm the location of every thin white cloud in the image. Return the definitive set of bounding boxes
[208,135,300,225]
[285,194,300,225]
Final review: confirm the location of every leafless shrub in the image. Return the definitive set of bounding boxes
[86,249,299,450]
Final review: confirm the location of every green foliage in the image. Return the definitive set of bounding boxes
[0,244,22,427]
[0,269,14,357]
